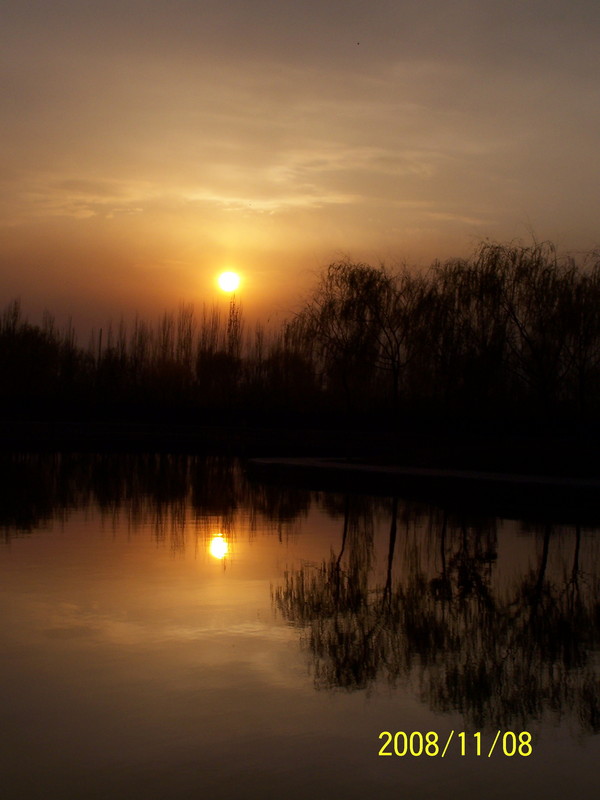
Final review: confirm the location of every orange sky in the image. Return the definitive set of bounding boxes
[2,1,599,333]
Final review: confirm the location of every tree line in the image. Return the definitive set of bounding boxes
[2,239,600,429]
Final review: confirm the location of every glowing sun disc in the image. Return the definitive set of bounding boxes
[218,271,240,292]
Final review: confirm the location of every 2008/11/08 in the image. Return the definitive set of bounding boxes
[378,731,533,758]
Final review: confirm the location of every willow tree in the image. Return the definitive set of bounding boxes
[294,260,424,412]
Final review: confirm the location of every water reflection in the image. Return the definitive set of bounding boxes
[274,496,600,734]
[1,452,599,740]
[0,453,243,548]
[209,533,229,560]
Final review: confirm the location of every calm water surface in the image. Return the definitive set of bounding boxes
[1,454,599,799]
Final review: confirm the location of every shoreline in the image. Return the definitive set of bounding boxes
[249,456,600,488]
[246,456,600,524]
[1,418,598,477]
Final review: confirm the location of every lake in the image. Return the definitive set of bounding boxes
[1,453,598,799]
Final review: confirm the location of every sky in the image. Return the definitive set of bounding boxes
[2,0,599,331]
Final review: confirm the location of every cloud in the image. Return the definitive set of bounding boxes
[1,0,599,322]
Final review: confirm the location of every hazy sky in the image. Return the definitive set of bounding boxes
[2,0,599,328]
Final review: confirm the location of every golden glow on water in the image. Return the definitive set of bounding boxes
[1,456,600,800]
[217,271,240,292]
[209,533,229,560]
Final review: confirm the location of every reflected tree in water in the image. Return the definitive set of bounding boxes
[274,500,600,733]
[0,453,242,552]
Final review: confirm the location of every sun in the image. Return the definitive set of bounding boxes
[217,271,240,292]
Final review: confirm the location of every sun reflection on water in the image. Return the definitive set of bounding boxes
[209,533,229,560]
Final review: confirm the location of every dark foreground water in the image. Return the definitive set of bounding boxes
[1,454,598,799]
